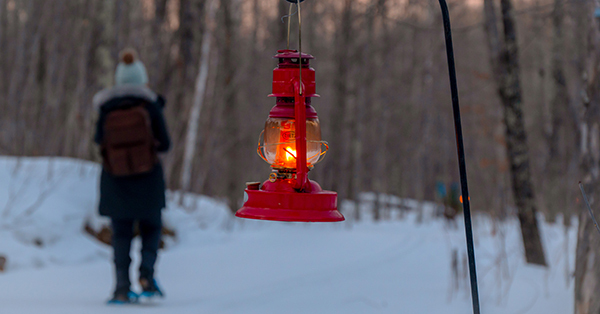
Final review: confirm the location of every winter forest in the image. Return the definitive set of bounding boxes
[1,0,600,312]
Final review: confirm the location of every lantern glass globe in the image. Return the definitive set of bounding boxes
[263,117,322,169]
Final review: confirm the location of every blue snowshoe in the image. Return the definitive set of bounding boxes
[107,291,139,305]
[139,278,164,299]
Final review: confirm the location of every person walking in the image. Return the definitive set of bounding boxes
[93,49,171,304]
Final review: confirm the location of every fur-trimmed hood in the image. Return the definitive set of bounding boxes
[93,85,157,108]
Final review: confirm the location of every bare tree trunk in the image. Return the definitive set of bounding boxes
[0,0,6,119]
[354,2,378,222]
[340,0,358,215]
[163,0,203,188]
[501,0,546,266]
[547,2,566,126]
[7,0,45,153]
[373,0,390,220]
[484,0,546,266]
[483,0,510,220]
[575,58,600,314]
[80,0,104,160]
[220,0,240,213]
[65,1,94,157]
[180,0,215,194]
[95,0,115,88]
[150,0,169,91]
[114,0,131,58]
[543,0,570,220]
[483,0,501,79]
[574,2,600,313]
[328,0,352,202]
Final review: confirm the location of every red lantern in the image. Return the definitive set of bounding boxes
[235,50,344,222]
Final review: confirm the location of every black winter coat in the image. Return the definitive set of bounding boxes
[94,87,170,222]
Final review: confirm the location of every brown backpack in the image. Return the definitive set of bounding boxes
[102,104,157,176]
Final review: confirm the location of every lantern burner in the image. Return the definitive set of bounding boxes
[270,169,297,181]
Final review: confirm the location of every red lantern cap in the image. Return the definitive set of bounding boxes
[269,50,319,98]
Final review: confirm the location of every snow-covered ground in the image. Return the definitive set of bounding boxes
[0,157,577,313]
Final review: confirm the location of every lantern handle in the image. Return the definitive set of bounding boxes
[306,141,329,165]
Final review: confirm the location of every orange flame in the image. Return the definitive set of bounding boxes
[283,147,297,161]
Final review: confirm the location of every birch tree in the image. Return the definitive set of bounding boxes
[180,0,216,195]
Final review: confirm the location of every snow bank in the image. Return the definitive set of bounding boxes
[0,157,107,270]
[0,157,232,272]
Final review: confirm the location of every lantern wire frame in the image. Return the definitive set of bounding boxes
[256,130,329,167]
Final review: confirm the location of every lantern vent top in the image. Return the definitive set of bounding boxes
[275,49,314,68]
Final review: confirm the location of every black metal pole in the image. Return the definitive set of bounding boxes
[437,1,481,313]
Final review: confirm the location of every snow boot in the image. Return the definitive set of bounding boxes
[139,278,164,299]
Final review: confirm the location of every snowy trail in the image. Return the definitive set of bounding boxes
[0,157,577,314]
[0,221,450,314]
[1,218,576,314]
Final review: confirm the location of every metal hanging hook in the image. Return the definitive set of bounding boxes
[280,6,297,25]
[285,4,294,49]
[281,0,304,75]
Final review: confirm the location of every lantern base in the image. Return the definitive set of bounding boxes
[236,180,344,222]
